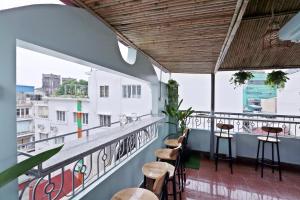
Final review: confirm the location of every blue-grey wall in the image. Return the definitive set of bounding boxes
[81,121,169,200]
[0,5,160,198]
[188,129,300,165]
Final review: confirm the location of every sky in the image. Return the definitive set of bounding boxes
[0,0,63,10]
[16,47,91,87]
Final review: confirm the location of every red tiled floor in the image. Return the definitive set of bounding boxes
[181,158,300,200]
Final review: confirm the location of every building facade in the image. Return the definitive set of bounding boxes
[243,72,277,113]
[34,70,152,149]
[42,73,61,96]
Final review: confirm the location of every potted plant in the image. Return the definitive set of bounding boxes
[265,70,289,89]
[230,71,254,88]
[0,145,63,187]
[163,99,194,135]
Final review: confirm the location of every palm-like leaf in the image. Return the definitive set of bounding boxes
[0,145,63,188]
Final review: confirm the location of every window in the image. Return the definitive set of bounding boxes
[17,109,20,117]
[137,85,141,98]
[122,85,141,98]
[73,112,77,123]
[99,115,111,127]
[21,109,25,116]
[122,85,127,98]
[39,133,48,140]
[55,137,64,144]
[127,85,131,98]
[82,113,89,124]
[74,112,88,124]
[56,111,66,122]
[132,85,137,98]
[100,85,109,97]
[25,108,29,116]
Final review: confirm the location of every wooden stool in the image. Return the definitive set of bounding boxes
[111,188,159,200]
[142,162,176,200]
[214,123,234,174]
[164,129,189,148]
[155,145,182,199]
[255,126,282,181]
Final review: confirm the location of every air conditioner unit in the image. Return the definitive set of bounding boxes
[279,12,300,43]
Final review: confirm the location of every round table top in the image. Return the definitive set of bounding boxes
[142,161,175,179]
[111,188,159,200]
[155,148,176,161]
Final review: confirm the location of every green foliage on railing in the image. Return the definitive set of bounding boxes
[0,145,63,188]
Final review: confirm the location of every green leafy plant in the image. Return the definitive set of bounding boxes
[230,71,254,88]
[0,145,63,188]
[162,99,194,134]
[265,70,289,89]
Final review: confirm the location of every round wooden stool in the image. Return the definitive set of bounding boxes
[111,188,158,200]
[255,126,282,181]
[214,123,234,174]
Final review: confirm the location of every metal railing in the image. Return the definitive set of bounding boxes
[186,111,300,137]
[17,114,151,151]
[18,115,163,200]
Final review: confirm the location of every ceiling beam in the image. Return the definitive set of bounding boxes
[214,0,249,73]
[243,9,300,21]
[219,65,300,71]
[69,0,170,73]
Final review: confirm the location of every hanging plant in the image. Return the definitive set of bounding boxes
[230,71,254,87]
[265,70,289,89]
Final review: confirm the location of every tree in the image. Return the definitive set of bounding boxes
[55,79,88,97]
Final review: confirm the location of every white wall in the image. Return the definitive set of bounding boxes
[277,72,300,115]
[0,5,158,198]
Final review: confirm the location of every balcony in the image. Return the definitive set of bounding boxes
[1,1,300,200]
[15,112,300,200]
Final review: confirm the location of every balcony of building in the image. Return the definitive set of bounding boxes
[1,0,300,200]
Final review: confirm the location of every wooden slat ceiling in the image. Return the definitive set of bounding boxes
[219,0,300,71]
[71,0,238,74]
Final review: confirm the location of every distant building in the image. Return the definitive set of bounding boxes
[42,74,61,96]
[16,85,36,152]
[35,70,152,149]
[62,77,76,83]
[243,72,277,112]
[16,85,34,94]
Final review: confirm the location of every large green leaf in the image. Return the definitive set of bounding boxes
[0,145,63,188]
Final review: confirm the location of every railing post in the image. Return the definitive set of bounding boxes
[210,73,215,159]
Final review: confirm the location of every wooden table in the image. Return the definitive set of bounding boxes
[111,188,158,200]
[142,161,175,179]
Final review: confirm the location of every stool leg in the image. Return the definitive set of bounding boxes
[180,161,184,191]
[143,175,146,188]
[215,137,219,171]
[255,140,260,171]
[172,175,177,200]
[228,138,233,174]
[272,143,274,173]
[276,142,282,181]
[261,141,265,178]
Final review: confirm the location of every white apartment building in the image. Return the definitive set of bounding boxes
[34,70,152,149]
[277,70,300,115]
[16,95,35,152]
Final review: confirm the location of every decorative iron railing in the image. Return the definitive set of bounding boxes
[186,111,300,137]
[18,115,163,200]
